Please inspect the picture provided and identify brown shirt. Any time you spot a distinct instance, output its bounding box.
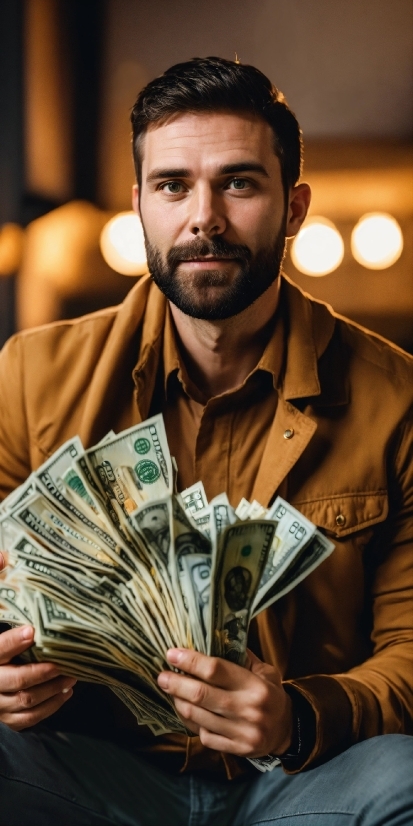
[0,274,412,777]
[159,307,283,503]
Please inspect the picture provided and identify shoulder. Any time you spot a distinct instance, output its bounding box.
[335,313,413,386]
[283,275,413,397]
[0,275,152,369]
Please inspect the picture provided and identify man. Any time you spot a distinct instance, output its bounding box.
[0,57,412,825]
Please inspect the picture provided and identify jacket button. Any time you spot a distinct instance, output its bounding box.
[283,428,294,440]
[335,513,346,527]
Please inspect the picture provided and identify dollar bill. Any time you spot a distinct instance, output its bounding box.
[252,530,335,616]
[251,497,317,613]
[209,520,276,664]
[178,482,208,515]
[0,415,336,742]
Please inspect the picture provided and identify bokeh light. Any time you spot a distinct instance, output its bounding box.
[100,212,147,275]
[0,223,25,276]
[351,213,403,270]
[291,217,344,276]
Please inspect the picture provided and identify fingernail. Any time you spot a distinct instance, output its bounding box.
[157,673,170,689]
[62,687,73,695]
[20,626,33,641]
[167,648,183,664]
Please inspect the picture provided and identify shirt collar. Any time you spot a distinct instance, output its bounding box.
[131,274,340,411]
[163,302,285,404]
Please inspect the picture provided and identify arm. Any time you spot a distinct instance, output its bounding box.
[281,413,413,769]
[0,334,32,499]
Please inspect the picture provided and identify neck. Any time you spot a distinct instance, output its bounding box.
[169,278,281,399]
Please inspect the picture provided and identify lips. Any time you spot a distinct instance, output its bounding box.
[180,257,235,263]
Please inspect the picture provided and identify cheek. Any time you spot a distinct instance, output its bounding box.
[140,202,183,254]
[229,200,283,244]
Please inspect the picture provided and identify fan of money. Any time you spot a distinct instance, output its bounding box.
[0,414,334,736]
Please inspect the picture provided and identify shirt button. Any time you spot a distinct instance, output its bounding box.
[335,513,346,527]
[283,428,294,440]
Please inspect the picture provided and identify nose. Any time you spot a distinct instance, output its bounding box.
[188,184,226,238]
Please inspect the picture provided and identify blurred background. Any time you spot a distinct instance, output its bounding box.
[1,0,412,349]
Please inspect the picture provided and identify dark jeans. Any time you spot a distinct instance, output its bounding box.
[0,724,412,825]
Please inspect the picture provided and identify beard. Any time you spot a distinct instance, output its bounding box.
[143,225,287,321]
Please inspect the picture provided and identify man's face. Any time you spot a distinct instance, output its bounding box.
[134,111,289,320]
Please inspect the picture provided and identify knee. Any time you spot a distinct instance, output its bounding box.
[345,735,413,813]
[353,733,413,773]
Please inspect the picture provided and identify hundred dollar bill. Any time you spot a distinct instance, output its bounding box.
[0,580,35,626]
[172,497,212,652]
[209,493,236,554]
[178,482,208,515]
[191,505,211,538]
[209,520,276,664]
[252,498,316,613]
[79,415,173,519]
[10,492,119,570]
[130,496,188,643]
[171,497,213,649]
[0,478,36,515]
[252,530,335,616]
[235,497,251,521]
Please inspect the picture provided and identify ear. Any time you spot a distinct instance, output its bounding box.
[132,184,141,218]
[285,183,311,238]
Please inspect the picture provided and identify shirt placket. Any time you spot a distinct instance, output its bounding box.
[194,399,234,502]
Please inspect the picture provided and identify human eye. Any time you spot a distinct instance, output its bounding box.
[159,181,186,195]
[226,177,252,192]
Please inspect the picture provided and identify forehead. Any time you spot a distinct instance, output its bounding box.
[140,111,279,176]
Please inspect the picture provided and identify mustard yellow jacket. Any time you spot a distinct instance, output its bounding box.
[0,275,412,774]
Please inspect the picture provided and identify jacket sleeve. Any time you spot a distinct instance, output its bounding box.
[0,334,33,501]
[284,412,413,771]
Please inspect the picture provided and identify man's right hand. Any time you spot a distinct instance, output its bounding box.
[0,552,76,731]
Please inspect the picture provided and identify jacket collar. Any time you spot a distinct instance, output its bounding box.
[78,272,345,446]
[280,275,348,407]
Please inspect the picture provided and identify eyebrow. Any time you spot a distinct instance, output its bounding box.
[146,161,270,183]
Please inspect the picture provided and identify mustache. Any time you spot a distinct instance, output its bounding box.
[166,237,252,268]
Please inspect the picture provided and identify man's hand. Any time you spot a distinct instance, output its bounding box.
[0,550,76,731]
[157,648,293,758]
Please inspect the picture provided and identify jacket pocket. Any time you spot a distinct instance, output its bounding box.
[294,491,388,538]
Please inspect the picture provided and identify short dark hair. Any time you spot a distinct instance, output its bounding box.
[130,56,303,198]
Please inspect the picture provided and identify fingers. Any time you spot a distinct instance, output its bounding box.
[0,674,76,715]
[1,685,75,732]
[173,696,236,739]
[166,648,251,691]
[0,661,62,693]
[0,626,35,665]
[173,693,264,757]
[197,729,247,755]
[0,551,5,570]
[159,670,232,717]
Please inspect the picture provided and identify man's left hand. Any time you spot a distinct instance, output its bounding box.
[157,648,293,758]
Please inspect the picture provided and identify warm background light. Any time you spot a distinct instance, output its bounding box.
[351,213,403,270]
[100,212,147,276]
[0,223,25,276]
[291,217,344,276]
